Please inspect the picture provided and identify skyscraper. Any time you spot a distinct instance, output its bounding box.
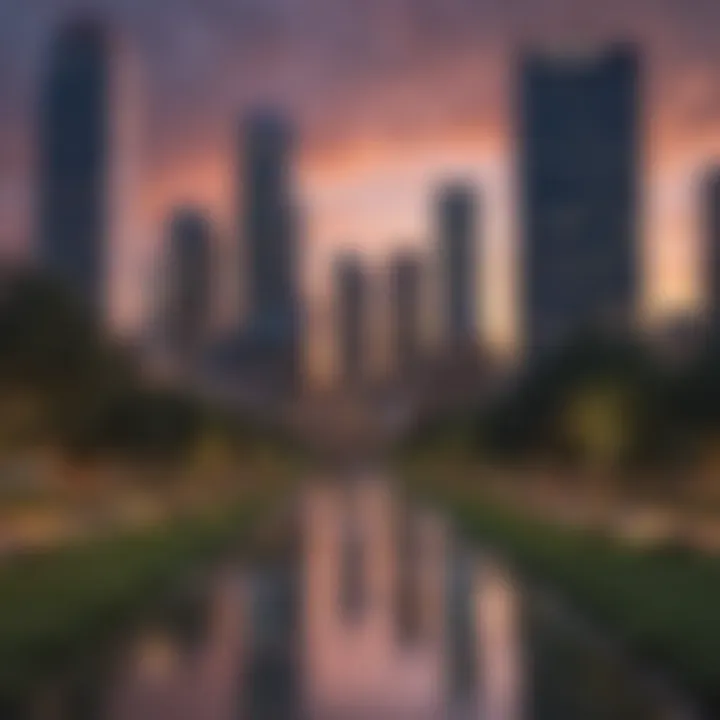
[242,110,298,344]
[38,18,111,318]
[390,252,424,377]
[520,44,640,357]
[437,183,478,346]
[164,207,212,374]
[239,110,300,393]
[704,168,720,330]
[334,254,368,386]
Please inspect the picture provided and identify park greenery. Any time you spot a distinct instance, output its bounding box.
[408,480,720,716]
[0,268,303,710]
[403,327,720,489]
[4,267,720,713]
[0,494,274,713]
[0,267,299,481]
[399,328,720,714]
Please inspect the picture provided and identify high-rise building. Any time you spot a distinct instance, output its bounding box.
[520,44,640,356]
[239,110,300,393]
[164,208,212,374]
[390,252,424,377]
[242,110,298,344]
[437,183,478,346]
[38,18,111,318]
[334,254,367,386]
[703,168,720,330]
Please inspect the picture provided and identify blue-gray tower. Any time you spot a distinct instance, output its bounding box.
[240,110,300,392]
[703,168,720,331]
[438,183,478,346]
[390,251,424,376]
[165,207,212,373]
[243,111,298,346]
[38,18,111,318]
[335,253,368,386]
[520,44,640,357]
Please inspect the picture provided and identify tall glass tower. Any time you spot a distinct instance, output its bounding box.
[438,183,478,346]
[520,44,640,357]
[38,19,111,318]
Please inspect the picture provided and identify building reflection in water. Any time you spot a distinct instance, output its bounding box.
[98,479,525,720]
[304,482,446,718]
[475,555,525,720]
[108,569,247,720]
[301,480,523,719]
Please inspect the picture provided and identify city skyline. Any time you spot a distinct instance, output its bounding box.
[4,3,720,363]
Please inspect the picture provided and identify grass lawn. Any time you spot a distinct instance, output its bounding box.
[0,495,266,707]
[406,473,720,714]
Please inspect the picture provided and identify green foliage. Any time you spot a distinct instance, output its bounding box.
[667,340,720,432]
[0,500,260,706]
[446,497,720,712]
[399,325,720,480]
[0,270,135,455]
[0,268,299,469]
[421,330,716,474]
[90,389,204,463]
[467,331,661,468]
[399,410,475,462]
[559,377,641,471]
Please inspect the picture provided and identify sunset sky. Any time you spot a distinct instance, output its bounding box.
[2,0,720,376]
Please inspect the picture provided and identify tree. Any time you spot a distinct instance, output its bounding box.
[0,269,136,455]
[559,378,639,473]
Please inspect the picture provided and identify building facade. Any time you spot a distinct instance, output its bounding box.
[38,18,111,318]
[239,110,301,393]
[520,45,640,357]
[438,183,478,346]
[390,252,424,378]
[335,254,368,387]
[164,207,212,374]
[703,168,720,331]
